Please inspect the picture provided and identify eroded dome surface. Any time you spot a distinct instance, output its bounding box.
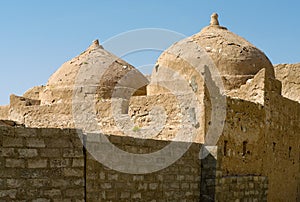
[149,13,274,92]
[43,40,149,104]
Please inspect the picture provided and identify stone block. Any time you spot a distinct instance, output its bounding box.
[43,189,61,197]
[176,175,185,180]
[65,188,84,197]
[14,127,38,137]
[73,178,84,186]
[3,137,23,147]
[0,179,4,187]
[149,183,158,190]
[50,159,70,168]
[28,159,48,168]
[133,175,144,181]
[5,158,25,168]
[72,158,84,167]
[120,191,130,199]
[45,138,72,148]
[249,182,254,189]
[63,168,84,177]
[29,179,50,187]
[106,191,116,199]
[18,149,38,158]
[63,148,83,158]
[0,148,17,157]
[0,168,20,178]
[26,138,45,148]
[107,173,118,181]
[99,172,106,180]
[6,179,25,188]
[0,157,5,169]
[51,179,69,187]
[100,183,112,189]
[190,183,200,189]
[0,189,17,199]
[181,182,189,189]
[40,148,60,157]
[170,182,180,189]
[132,192,142,199]
[137,182,148,190]
[185,191,193,197]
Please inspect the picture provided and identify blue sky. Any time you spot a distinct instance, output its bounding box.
[0,1,299,105]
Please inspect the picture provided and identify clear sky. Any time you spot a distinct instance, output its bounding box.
[0,1,299,105]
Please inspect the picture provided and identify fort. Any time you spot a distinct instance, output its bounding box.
[0,13,299,201]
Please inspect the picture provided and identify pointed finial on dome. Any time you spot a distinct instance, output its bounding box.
[93,39,100,46]
[88,39,103,50]
[210,13,219,26]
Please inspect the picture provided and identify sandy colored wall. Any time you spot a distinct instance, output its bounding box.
[264,93,300,202]
[217,98,266,176]
[274,63,300,103]
[0,105,9,120]
[206,94,299,201]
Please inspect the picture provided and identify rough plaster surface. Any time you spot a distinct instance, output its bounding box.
[274,63,300,103]
[150,16,274,90]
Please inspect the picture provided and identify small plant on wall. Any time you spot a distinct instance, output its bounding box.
[132,125,140,132]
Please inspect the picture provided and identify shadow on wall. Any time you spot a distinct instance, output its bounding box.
[200,150,217,202]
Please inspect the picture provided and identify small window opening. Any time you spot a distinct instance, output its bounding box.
[224,140,228,156]
[242,141,247,156]
[288,146,292,158]
[273,142,276,152]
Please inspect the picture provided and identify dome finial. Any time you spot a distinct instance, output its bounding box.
[88,39,103,50]
[93,39,100,46]
[210,13,219,26]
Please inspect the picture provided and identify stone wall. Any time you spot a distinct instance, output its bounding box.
[0,126,203,201]
[85,134,202,201]
[0,115,295,201]
[0,126,85,201]
[215,175,268,202]
[200,144,269,202]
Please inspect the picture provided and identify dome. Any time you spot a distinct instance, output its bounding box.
[42,40,149,104]
[47,40,101,87]
[148,13,274,92]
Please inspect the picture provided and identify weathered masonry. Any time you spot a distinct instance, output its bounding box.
[0,13,299,201]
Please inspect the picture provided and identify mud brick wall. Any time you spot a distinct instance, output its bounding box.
[217,98,266,176]
[264,94,300,202]
[0,126,85,201]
